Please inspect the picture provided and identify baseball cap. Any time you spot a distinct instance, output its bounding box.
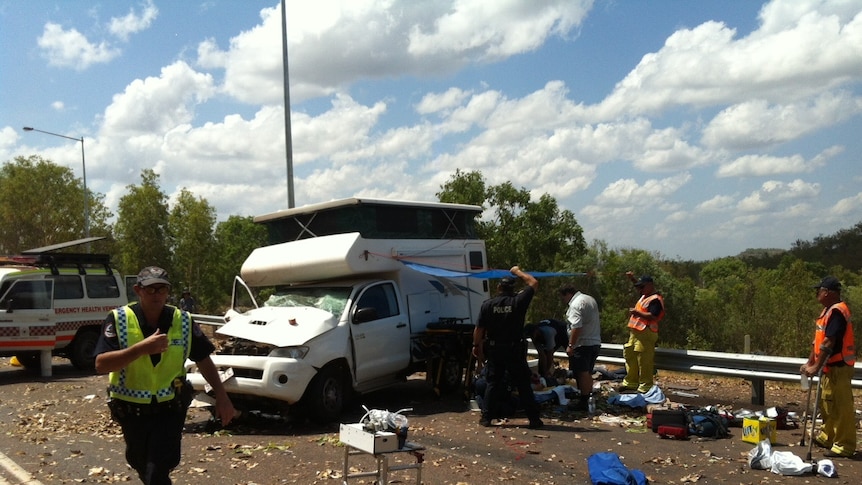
[812,276,841,291]
[500,276,516,287]
[136,266,171,287]
[634,275,654,287]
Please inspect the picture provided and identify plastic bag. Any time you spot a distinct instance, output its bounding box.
[817,459,837,478]
[747,439,772,470]
[769,451,813,476]
[359,406,412,433]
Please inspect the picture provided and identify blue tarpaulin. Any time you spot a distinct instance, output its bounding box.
[402,261,583,279]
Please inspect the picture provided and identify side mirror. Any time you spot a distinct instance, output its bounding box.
[353,307,378,324]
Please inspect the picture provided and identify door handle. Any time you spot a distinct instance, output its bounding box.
[396,323,407,328]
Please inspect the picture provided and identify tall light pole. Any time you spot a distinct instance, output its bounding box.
[281,0,295,208]
[23,126,90,239]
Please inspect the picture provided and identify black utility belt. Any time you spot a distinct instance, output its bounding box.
[108,396,185,417]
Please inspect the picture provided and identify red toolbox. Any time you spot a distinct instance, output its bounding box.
[648,409,688,432]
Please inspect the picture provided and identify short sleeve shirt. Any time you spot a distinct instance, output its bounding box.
[476,286,535,343]
[565,291,601,347]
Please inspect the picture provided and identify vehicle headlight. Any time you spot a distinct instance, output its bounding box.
[268,346,309,359]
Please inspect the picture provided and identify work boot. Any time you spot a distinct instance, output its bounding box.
[567,396,589,412]
[528,418,544,429]
[479,417,492,427]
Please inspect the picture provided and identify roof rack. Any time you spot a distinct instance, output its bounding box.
[12,237,113,275]
[25,253,113,275]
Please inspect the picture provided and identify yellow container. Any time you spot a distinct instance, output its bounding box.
[742,417,777,444]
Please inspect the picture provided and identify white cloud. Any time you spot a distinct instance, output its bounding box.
[108,0,159,41]
[416,88,473,115]
[407,0,591,61]
[101,61,216,137]
[832,192,862,215]
[737,178,820,212]
[702,93,862,150]
[716,145,842,177]
[594,2,862,118]
[593,173,692,207]
[203,1,592,105]
[37,22,120,69]
[696,194,735,212]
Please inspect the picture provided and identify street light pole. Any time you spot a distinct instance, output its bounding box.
[22,126,90,239]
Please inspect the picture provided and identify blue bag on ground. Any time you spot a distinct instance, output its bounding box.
[587,452,648,485]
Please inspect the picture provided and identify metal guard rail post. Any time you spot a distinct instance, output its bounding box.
[529,343,862,406]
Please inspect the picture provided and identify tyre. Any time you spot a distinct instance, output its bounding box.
[69,327,99,371]
[15,351,42,370]
[302,365,345,423]
[428,355,464,394]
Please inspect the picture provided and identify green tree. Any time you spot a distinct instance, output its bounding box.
[168,188,217,311]
[115,170,171,277]
[209,216,268,312]
[0,155,111,254]
[436,170,586,322]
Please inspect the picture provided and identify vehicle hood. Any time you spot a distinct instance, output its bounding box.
[216,305,339,348]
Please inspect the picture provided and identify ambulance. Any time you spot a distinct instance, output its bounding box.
[0,237,131,376]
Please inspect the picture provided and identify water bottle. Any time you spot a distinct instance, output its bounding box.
[587,395,596,416]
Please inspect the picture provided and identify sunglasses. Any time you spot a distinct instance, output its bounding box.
[142,285,170,295]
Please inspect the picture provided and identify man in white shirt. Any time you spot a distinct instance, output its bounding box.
[559,285,601,411]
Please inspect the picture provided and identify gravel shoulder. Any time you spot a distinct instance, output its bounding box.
[1,359,860,484]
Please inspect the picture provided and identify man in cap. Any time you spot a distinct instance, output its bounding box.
[179,288,197,313]
[801,276,856,458]
[619,272,665,393]
[94,266,235,485]
[472,266,543,429]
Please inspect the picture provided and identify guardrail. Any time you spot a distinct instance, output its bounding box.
[531,343,862,405]
[192,313,226,326]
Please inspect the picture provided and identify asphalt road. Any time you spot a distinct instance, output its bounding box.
[0,359,860,484]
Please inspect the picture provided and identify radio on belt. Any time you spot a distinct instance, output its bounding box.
[339,423,398,454]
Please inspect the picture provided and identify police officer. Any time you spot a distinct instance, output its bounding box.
[472,266,543,429]
[94,266,235,485]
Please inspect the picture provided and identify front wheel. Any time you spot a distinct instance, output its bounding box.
[301,365,345,423]
[69,328,99,371]
[428,355,464,394]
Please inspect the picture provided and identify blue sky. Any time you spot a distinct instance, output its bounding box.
[2,0,861,262]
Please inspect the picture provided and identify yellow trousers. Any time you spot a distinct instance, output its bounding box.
[815,364,856,456]
[621,328,658,392]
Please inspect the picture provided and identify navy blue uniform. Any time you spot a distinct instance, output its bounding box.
[476,286,541,424]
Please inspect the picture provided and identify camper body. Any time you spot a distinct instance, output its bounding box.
[0,238,130,375]
[186,198,489,422]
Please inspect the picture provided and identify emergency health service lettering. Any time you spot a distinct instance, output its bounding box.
[55,305,118,314]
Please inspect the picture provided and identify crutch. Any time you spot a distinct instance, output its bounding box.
[799,375,813,446]
[805,369,824,462]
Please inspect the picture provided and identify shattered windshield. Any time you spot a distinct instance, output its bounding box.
[263,286,351,317]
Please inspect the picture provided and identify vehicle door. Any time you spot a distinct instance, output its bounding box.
[229,276,259,318]
[0,279,55,350]
[350,281,410,382]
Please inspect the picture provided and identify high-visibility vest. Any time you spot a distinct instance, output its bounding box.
[627,293,665,333]
[108,306,192,404]
[814,301,856,370]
